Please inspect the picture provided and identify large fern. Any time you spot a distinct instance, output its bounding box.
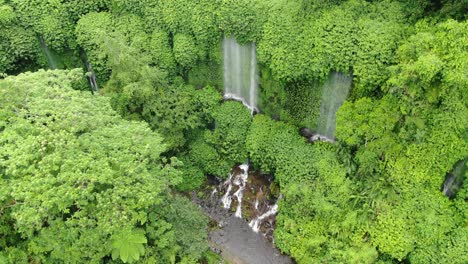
[111,228,147,263]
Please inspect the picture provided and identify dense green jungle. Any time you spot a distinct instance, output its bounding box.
[0,0,467,263]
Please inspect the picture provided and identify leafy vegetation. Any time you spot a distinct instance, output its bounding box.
[0,0,466,263]
[0,70,207,263]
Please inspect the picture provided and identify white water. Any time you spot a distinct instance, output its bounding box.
[316,72,352,139]
[217,164,283,233]
[79,51,99,92]
[211,188,218,198]
[249,203,279,233]
[221,172,234,209]
[234,187,245,218]
[223,37,258,113]
[85,61,99,92]
[221,164,249,218]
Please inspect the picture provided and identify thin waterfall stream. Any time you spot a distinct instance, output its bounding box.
[39,37,58,70]
[84,60,99,92]
[249,203,279,233]
[80,50,99,92]
[221,164,249,218]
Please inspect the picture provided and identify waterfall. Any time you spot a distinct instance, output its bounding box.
[216,164,283,235]
[249,203,279,233]
[196,169,292,263]
[80,50,99,92]
[84,61,99,92]
[39,37,57,70]
[222,37,258,113]
[233,187,245,218]
[316,72,352,139]
[221,164,249,218]
[221,172,234,209]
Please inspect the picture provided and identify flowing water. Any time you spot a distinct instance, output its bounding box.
[221,164,249,218]
[80,50,99,92]
[217,164,280,237]
[84,61,99,92]
[249,203,279,233]
[39,37,58,70]
[316,72,352,139]
[223,37,258,113]
[193,165,291,264]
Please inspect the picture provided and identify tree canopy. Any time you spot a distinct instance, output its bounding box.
[0,70,208,263]
[0,0,466,263]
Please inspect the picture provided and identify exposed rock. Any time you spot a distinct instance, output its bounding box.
[299,127,315,138]
[192,165,292,264]
[300,127,336,143]
[442,159,466,199]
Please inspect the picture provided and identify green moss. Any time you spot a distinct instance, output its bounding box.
[203,249,222,264]
[188,61,223,91]
[282,79,323,129]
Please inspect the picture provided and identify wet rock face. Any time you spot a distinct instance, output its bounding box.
[223,165,279,238]
[300,127,315,138]
[192,164,292,264]
[299,127,336,143]
[442,159,467,199]
[202,164,281,240]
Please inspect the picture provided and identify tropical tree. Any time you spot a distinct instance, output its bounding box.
[0,69,208,263]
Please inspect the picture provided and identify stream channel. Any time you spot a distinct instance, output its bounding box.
[192,164,293,264]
